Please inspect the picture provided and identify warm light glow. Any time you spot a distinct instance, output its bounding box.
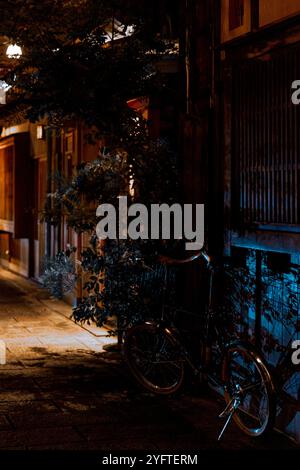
[0,81,11,105]
[37,125,44,140]
[0,81,11,92]
[1,123,29,137]
[104,20,135,43]
[6,44,22,59]
[129,164,135,197]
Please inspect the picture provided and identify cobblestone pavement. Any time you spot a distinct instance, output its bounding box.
[0,268,297,451]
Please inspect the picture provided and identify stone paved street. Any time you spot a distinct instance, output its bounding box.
[0,268,297,451]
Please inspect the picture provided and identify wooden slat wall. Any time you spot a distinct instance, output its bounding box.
[232,44,300,227]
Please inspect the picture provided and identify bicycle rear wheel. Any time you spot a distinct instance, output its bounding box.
[222,343,276,437]
[124,322,185,394]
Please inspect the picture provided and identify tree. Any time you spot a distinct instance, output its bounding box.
[0,0,167,131]
[0,0,179,327]
[41,139,178,327]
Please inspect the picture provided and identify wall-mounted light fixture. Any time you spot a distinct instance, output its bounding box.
[6,44,22,59]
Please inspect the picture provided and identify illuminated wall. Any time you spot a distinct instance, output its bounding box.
[221,0,300,43]
[260,0,300,27]
[226,248,300,441]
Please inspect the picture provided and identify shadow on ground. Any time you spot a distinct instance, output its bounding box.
[0,347,297,451]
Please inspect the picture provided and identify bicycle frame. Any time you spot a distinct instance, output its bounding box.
[124,248,277,440]
[154,251,225,381]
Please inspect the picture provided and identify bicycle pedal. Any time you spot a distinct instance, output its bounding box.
[218,410,228,419]
[219,409,234,419]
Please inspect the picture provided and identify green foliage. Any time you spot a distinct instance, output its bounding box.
[0,0,166,130]
[43,139,178,233]
[73,236,168,327]
[41,247,77,299]
[0,0,180,328]
[43,138,178,326]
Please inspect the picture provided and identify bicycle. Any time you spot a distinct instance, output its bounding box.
[123,249,276,440]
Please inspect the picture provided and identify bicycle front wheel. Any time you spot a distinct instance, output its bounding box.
[222,343,275,437]
[124,322,185,395]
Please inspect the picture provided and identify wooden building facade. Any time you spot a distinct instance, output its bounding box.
[0,122,100,279]
[180,0,300,442]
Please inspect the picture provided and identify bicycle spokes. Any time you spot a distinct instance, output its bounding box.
[222,346,272,437]
[129,328,183,390]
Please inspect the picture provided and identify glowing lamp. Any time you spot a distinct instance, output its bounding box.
[6,44,22,59]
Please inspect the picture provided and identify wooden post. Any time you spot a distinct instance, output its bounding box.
[46,128,52,258]
[255,250,262,348]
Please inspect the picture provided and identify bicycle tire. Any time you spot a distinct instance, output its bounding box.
[124,322,185,395]
[222,342,276,437]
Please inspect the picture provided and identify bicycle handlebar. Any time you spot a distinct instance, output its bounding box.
[158,250,211,266]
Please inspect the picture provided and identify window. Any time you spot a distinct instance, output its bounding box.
[229,0,244,30]
[0,134,32,237]
[231,45,300,227]
[221,0,251,43]
[65,130,74,154]
[0,145,13,221]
